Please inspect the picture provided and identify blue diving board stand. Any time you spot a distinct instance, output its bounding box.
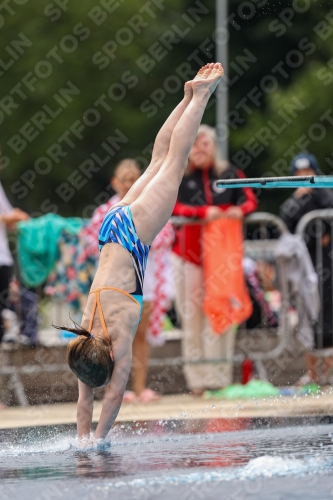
[216,176,333,189]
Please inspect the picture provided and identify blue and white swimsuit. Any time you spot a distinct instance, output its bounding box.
[98,205,150,313]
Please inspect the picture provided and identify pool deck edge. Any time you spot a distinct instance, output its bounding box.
[1,391,333,429]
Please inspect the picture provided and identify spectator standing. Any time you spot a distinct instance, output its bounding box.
[82,160,139,258]
[0,182,29,342]
[280,152,333,383]
[0,180,28,408]
[172,125,257,395]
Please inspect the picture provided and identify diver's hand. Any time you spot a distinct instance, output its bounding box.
[77,435,95,448]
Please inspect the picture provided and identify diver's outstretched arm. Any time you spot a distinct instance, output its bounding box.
[77,380,94,439]
[94,333,132,440]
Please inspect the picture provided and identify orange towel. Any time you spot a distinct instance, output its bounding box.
[202,218,252,334]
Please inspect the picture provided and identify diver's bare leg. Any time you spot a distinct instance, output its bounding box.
[121,66,211,205]
[131,63,224,244]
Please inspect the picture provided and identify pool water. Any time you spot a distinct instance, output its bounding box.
[1,417,333,500]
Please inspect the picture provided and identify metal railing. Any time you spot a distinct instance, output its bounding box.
[164,213,291,369]
[296,209,333,357]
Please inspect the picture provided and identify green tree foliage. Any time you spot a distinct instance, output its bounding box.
[1,0,333,215]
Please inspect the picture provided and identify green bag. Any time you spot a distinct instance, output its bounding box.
[205,380,280,400]
[17,214,83,287]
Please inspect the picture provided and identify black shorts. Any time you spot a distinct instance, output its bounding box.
[0,265,13,341]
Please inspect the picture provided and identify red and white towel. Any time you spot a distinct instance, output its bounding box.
[145,222,175,346]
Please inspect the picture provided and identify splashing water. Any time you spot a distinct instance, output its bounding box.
[1,417,333,499]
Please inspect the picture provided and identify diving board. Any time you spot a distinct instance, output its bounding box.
[216,176,333,189]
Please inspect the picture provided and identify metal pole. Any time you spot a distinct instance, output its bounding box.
[216,0,228,161]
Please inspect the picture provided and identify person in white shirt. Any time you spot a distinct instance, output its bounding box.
[0,181,28,409]
[0,182,28,342]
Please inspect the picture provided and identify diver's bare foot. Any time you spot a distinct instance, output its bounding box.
[193,63,213,81]
[185,64,209,96]
[184,63,211,98]
[184,81,193,100]
[192,63,224,96]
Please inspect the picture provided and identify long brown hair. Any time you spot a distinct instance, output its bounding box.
[53,323,114,388]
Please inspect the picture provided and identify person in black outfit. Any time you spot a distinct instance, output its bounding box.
[280,152,333,383]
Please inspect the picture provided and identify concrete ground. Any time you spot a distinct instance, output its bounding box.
[1,390,333,429]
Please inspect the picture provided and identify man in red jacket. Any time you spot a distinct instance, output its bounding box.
[172,124,257,394]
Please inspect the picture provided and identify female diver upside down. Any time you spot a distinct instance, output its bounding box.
[56,62,224,441]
